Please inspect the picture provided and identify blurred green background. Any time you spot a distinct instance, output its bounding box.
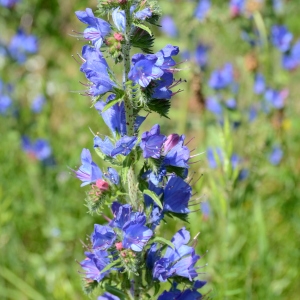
[1,0,300,299]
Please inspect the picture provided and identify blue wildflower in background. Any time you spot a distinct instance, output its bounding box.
[0,0,19,8]
[31,95,45,113]
[195,43,209,69]
[206,96,223,116]
[206,147,223,168]
[209,63,234,90]
[0,80,12,114]
[230,0,245,17]
[195,0,211,21]
[269,146,283,165]
[9,29,38,63]
[22,136,52,161]
[160,16,178,38]
[271,25,293,52]
[282,40,300,71]
[264,88,288,109]
[253,73,266,95]
[225,98,237,109]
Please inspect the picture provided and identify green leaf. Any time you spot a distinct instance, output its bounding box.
[134,22,152,36]
[104,285,127,300]
[102,90,124,113]
[130,27,154,54]
[100,260,120,274]
[152,236,175,249]
[143,189,163,209]
[148,99,171,118]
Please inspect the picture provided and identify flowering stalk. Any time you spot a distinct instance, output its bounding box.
[73,1,208,299]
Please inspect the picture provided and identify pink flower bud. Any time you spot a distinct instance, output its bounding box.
[95,179,110,191]
[163,134,180,154]
[114,32,124,42]
[115,242,123,251]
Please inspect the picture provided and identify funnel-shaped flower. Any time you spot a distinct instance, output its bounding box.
[75,8,111,49]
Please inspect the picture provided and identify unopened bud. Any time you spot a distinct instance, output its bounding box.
[114,32,124,42]
[95,179,110,191]
[115,242,123,251]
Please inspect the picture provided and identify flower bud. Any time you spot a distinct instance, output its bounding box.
[163,134,180,154]
[115,242,123,251]
[95,179,110,191]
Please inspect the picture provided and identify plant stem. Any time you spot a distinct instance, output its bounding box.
[123,4,135,136]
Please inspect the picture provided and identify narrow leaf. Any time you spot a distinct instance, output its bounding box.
[134,23,152,36]
[152,236,175,249]
[143,189,163,210]
[102,95,124,113]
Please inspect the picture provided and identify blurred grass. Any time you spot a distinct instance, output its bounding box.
[1,0,300,299]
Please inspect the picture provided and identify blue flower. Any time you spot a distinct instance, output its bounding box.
[80,250,111,282]
[264,88,288,109]
[21,136,52,161]
[160,16,178,38]
[157,280,207,300]
[152,72,174,100]
[195,0,210,21]
[74,148,103,186]
[163,135,190,168]
[0,0,19,7]
[135,8,152,20]
[140,124,166,158]
[269,146,283,165]
[94,136,115,156]
[31,95,45,113]
[75,8,111,49]
[225,98,237,109]
[104,167,120,185]
[209,63,234,90]
[230,0,245,17]
[163,176,192,214]
[110,203,153,252]
[80,45,115,96]
[206,96,223,116]
[128,54,164,87]
[111,135,137,156]
[273,0,284,13]
[155,45,179,70]
[0,94,12,114]
[248,106,258,122]
[152,227,200,282]
[92,225,116,250]
[282,40,300,70]
[271,25,293,53]
[112,8,126,32]
[206,147,223,168]
[201,202,210,219]
[253,73,265,95]
[9,29,38,63]
[195,43,209,69]
[122,213,153,252]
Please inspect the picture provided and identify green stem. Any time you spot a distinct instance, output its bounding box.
[123,4,135,136]
[133,272,142,300]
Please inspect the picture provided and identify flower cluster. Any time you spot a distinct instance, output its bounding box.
[73,1,207,299]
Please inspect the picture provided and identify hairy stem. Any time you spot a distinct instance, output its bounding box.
[123,4,135,136]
